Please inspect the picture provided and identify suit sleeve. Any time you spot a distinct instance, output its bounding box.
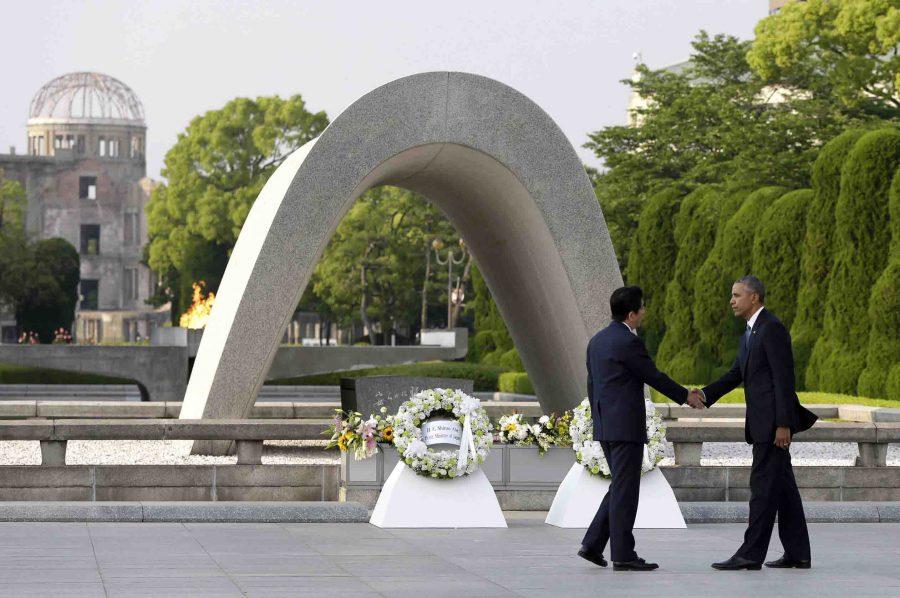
[701,357,742,407]
[762,321,796,428]
[586,347,593,401]
[622,337,687,404]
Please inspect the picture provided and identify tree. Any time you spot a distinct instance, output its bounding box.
[0,171,27,310]
[312,186,461,344]
[146,95,329,320]
[808,128,900,394]
[752,189,813,332]
[13,238,80,342]
[469,264,517,368]
[692,186,787,372]
[586,31,859,265]
[858,168,900,398]
[792,129,868,389]
[748,0,900,119]
[625,187,683,358]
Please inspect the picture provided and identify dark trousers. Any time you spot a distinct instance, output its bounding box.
[735,442,811,562]
[581,441,643,562]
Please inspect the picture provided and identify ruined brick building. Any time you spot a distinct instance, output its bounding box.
[0,72,168,343]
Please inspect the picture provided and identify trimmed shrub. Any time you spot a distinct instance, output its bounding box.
[498,372,534,395]
[752,189,813,332]
[693,186,787,370]
[794,129,867,390]
[470,265,517,366]
[858,168,900,398]
[657,185,742,382]
[809,129,900,394]
[625,187,683,358]
[498,348,524,372]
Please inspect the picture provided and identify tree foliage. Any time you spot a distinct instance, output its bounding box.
[146,95,329,319]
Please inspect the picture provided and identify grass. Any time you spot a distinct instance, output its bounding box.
[649,385,900,408]
[0,363,135,385]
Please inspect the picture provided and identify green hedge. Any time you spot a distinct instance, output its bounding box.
[752,189,812,332]
[268,360,508,391]
[498,371,534,395]
[625,187,683,358]
[692,186,786,369]
[858,168,900,399]
[470,265,518,367]
[0,363,134,385]
[649,385,900,408]
[657,185,743,382]
[809,128,900,394]
[793,129,867,390]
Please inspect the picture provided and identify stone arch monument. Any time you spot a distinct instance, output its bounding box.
[181,72,622,453]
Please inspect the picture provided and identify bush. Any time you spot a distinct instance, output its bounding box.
[498,372,534,395]
[809,129,900,394]
[752,189,813,332]
[657,185,744,382]
[268,360,508,391]
[858,168,900,398]
[693,186,786,368]
[498,348,524,372]
[625,187,683,358]
[794,129,867,390]
[0,363,133,385]
[469,265,518,366]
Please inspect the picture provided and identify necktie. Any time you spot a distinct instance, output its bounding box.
[743,325,752,353]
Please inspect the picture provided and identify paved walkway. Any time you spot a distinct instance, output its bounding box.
[0,514,897,597]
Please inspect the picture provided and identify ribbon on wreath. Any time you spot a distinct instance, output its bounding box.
[456,411,478,474]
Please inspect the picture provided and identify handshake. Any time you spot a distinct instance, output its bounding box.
[686,388,707,410]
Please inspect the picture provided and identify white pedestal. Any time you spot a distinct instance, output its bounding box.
[545,463,685,529]
[370,462,507,528]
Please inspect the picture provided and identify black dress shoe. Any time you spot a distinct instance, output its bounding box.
[711,556,762,570]
[577,547,608,567]
[765,556,811,569]
[613,557,658,571]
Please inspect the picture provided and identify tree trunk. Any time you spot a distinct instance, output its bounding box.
[360,264,374,344]
[450,253,473,328]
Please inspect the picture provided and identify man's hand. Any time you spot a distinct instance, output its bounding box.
[686,388,706,410]
[774,426,791,449]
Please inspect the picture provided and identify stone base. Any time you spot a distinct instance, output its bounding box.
[545,463,686,529]
[370,462,506,528]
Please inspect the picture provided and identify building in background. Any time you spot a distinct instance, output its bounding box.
[0,72,168,343]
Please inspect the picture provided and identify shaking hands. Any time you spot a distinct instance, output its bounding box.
[686,388,706,410]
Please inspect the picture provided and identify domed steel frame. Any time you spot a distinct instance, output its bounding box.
[29,72,145,123]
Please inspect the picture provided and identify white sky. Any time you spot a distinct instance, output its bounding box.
[0,0,766,180]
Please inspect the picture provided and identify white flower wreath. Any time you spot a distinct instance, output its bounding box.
[569,395,667,478]
[392,388,493,479]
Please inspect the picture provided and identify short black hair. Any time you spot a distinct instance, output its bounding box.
[610,286,644,322]
[736,275,766,303]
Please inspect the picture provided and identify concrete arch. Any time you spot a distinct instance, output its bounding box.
[181,72,622,451]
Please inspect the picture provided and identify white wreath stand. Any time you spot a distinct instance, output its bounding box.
[545,462,685,528]
[370,462,507,528]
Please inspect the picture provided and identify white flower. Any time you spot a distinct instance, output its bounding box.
[403,438,428,459]
[538,415,550,425]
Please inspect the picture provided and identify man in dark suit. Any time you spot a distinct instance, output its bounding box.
[578,286,705,571]
[696,276,818,571]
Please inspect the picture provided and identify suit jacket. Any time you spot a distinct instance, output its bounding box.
[702,308,818,444]
[587,321,688,443]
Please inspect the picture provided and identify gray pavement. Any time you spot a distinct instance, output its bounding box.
[0,514,896,597]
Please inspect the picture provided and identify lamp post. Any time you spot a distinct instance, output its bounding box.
[432,238,467,328]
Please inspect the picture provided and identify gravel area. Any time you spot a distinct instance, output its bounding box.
[0,438,896,466]
[0,439,339,466]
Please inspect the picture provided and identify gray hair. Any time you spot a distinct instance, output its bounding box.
[736,275,765,303]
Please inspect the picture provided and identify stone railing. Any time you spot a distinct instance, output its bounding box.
[666,421,900,467]
[0,419,327,466]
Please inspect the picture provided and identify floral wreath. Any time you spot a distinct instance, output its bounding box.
[569,396,667,478]
[392,388,493,479]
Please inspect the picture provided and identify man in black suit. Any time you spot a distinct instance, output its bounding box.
[578,286,705,571]
[696,276,818,571]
